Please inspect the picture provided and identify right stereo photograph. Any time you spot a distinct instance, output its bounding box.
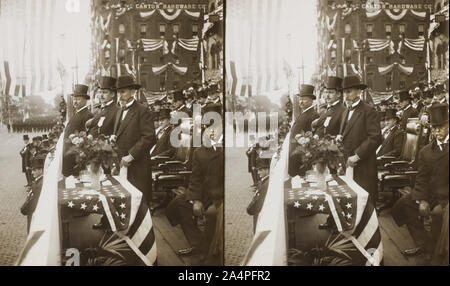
[224,0,449,266]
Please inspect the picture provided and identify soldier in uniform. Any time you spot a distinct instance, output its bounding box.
[62,84,93,177]
[313,76,346,138]
[246,150,273,232]
[392,104,449,261]
[86,76,118,137]
[166,104,223,265]
[398,90,419,130]
[288,84,319,177]
[376,108,404,158]
[20,135,32,186]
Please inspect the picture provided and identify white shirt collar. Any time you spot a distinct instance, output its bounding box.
[76,105,88,113]
[302,105,315,113]
[352,100,361,109]
[403,104,411,111]
[437,135,449,146]
[103,100,114,108]
[121,99,135,109]
[328,100,340,108]
[440,98,447,104]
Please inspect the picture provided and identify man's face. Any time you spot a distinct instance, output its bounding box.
[154,105,161,112]
[159,118,170,128]
[173,100,183,109]
[72,96,87,110]
[424,97,433,106]
[97,89,115,105]
[385,118,396,129]
[432,122,449,142]
[257,167,269,179]
[117,88,134,106]
[398,100,409,109]
[32,168,43,179]
[208,122,223,141]
[24,139,29,145]
[324,89,340,105]
[379,104,387,112]
[298,96,313,110]
[343,88,361,105]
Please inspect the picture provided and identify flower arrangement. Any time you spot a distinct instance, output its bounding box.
[65,131,119,174]
[290,131,344,177]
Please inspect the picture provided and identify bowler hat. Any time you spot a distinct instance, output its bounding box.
[428,103,449,126]
[325,76,343,91]
[23,134,29,140]
[297,84,316,99]
[71,84,90,99]
[342,75,366,90]
[159,108,171,120]
[116,75,140,90]
[384,108,399,121]
[173,90,185,102]
[97,76,117,90]
[398,90,411,102]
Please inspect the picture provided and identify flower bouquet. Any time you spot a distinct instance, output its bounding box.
[65,131,119,190]
[290,131,344,189]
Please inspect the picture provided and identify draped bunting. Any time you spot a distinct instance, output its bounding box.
[366,9,427,20]
[184,10,200,18]
[124,63,136,78]
[141,39,169,54]
[378,62,414,75]
[152,62,188,75]
[341,7,356,19]
[351,63,362,77]
[404,38,425,51]
[139,10,156,19]
[158,9,182,21]
[326,12,338,31]
[367,39,395,54]
[177,38,199,51]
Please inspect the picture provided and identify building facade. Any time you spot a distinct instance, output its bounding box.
[90,0,207,95]
[429,0,449,86]
[316,0,433,101]
[203,0,223,87]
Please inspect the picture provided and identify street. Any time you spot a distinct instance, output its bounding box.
[0,128,28,265]
[224,144,254,266]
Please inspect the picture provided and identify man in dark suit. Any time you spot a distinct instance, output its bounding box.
[392,104,449,260]
[62,84,93,177]
[86,76,118,137]
[339,75,381,205]
[150,108,175,157]
[113,76,156,204]
[172,90,191,117]
[376,108,404,158]
[398,90,419,130]
[288,84,319,177]
[166,104,223,265]
[313,77,346,137]
[20,135,32,186]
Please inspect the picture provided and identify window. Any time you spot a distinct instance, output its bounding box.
[173,74,180,89]
[399,80,406,89]
[193,55,198,63]
[119,23,125,34]
[119,49,126,61]
[345,23,351,34]
[386,76,392,90]
[367,72,373,89]
[366,24,373,38]
[344,49,352,62]
[385,24,392,37]
[159,56,164,64]
[141,57,147,64]
[105,50,110,59]
[173,24,180,35]
[141,73,148,89]
[418,24,424,37]
[367,56,373,63]
[140,24,147,37]
[159,75,166,91]
[399,24,406,35]
[386,55,391,64]
[192,24,198,37]
[400,55,405,65]
[418,56,423,64]
[331,50,336,59]
[159,24,166,36]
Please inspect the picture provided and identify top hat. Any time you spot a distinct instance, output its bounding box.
[97,76,117,90]
[71,84,90,99]
[384,108,398,121]
[23,134,29,140]
[297,84,316,99]
[342,75,366,90]
[398,90,411,102]
[159,108,171,120]
[173,90,185,102]
[428,103,449,126]
[325,76,343,91]
[116,75,140,90]
[32,136,42,141]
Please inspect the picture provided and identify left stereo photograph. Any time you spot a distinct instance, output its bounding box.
[0,0,224,266]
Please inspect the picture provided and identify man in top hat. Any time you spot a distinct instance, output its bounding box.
[391,104,449,260]
[205,82,222,105]
[313,77,347,138]
[113,75,156,204]
[150,108,175,157]
[86,76,119,137]
[398,90,419,130]
[376,108,404,158]
[166,103,223,265]
[288,84,319,177]
[172,90,191,116]
[62,84,93,177]
[339,75,381,205]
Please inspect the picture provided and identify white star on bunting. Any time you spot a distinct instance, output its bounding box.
[294,201,301,208]
[68,201,74,208]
